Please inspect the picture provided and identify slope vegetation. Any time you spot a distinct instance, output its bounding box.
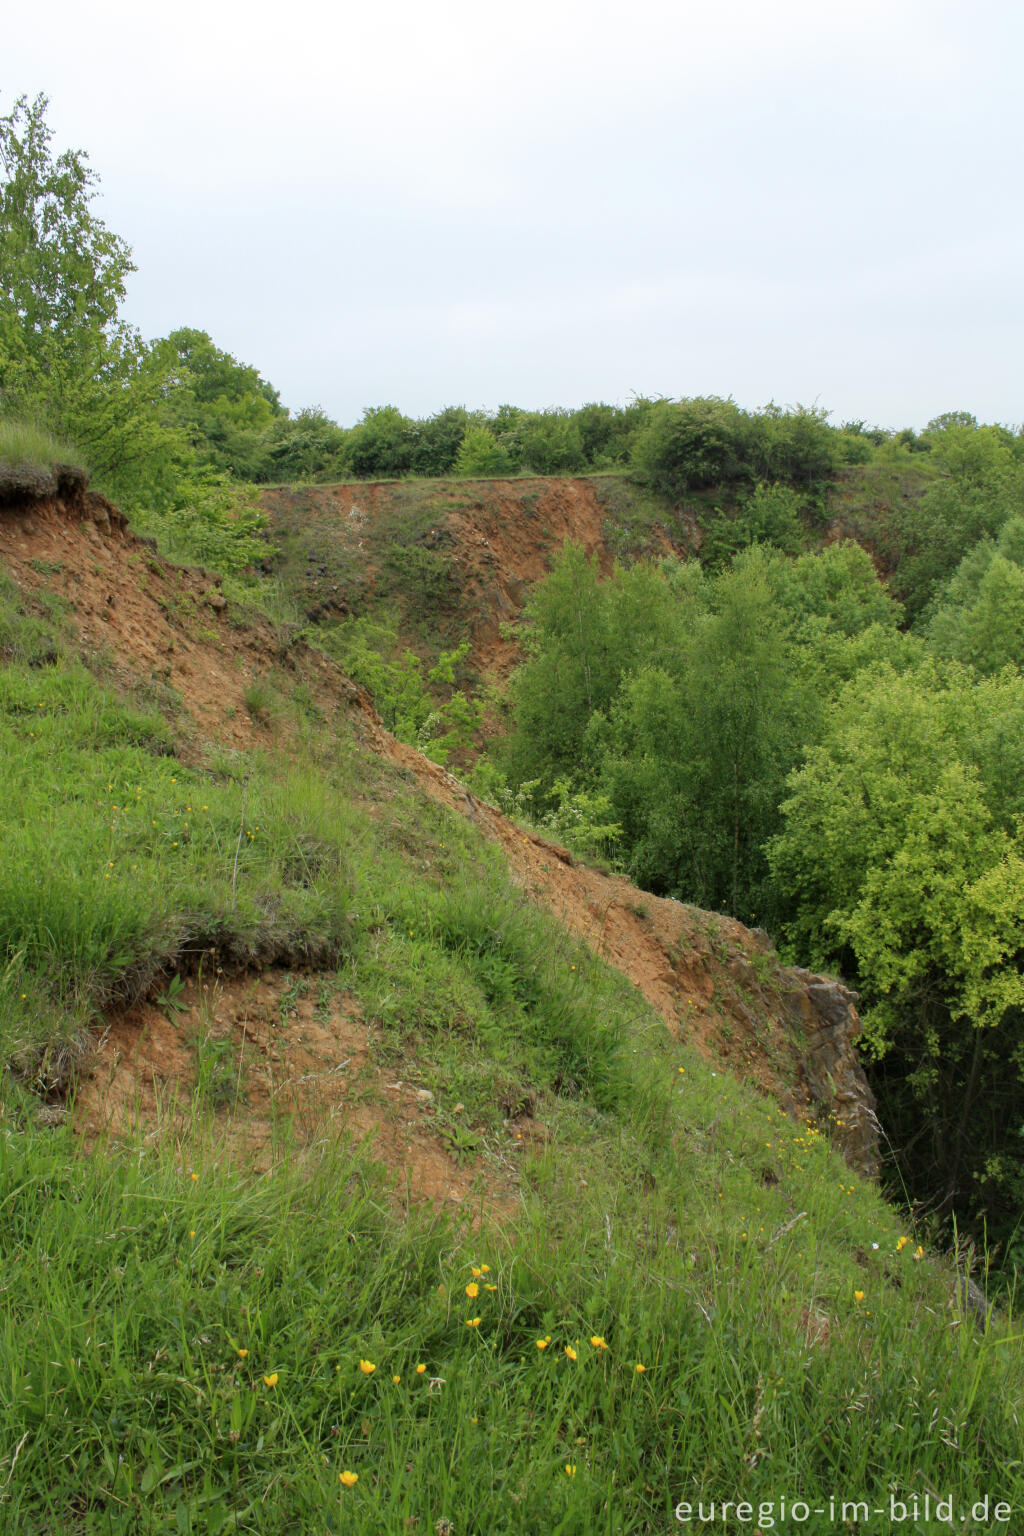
[1,474,1021,1532]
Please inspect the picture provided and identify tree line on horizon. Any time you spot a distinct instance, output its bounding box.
[6,93,1023,518]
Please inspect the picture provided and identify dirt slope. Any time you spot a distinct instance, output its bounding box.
[0,477,362,753]
[1,479,878,1194]
[259,475,700,677]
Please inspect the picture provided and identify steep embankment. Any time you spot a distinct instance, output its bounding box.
[1,475,876,1177]
[258,475,699,676]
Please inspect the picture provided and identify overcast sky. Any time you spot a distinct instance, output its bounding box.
[6,0,1022,429]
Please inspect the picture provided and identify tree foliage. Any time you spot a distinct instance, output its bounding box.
[149,328,285,480]
[0,93,134,401]
[769,661,1024,1232]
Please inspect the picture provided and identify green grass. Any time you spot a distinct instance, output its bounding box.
[0,415,87,472]
[2,558,1024,1531]
[2,1098,1022,1532]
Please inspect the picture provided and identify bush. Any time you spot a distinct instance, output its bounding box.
[454,426,515,477]
[629,397,752,496]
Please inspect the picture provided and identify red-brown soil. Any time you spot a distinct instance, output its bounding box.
[76,972,515,1212]
[259,476,700,678]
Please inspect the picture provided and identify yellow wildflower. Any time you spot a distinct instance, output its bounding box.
[565,1464,577,1478]
[854,1290,865,1304]
[536,1337,550,1350]
[237,1348,248,1359]
[634,1363,646,1374]
[465,1317,482,1328]
[359,1360,376,1375]
[263,1373,278,1387]
[896,1236,909,1252]
[416,1363,427,1374]
[466,1282,480,1299]
[339,1470,358,1488]
[590,1336,608,1350]
[471,1266,483,1278]
[392,1375,401,1384]
[564,1345,577,1361]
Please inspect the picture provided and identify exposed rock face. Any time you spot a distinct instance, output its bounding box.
[781,969,880,1178]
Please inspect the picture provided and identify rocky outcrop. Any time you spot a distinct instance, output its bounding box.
[781,969,880,1178]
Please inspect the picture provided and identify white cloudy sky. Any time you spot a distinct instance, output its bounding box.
[5,0,1022,428]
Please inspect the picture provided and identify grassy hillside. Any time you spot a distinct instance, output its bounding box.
[1,484,1023,1532]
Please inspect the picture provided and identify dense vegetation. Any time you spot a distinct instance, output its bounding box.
[483,442,1024,1256]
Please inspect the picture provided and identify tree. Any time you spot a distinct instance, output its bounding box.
[344,405,416,479]
[629,397,752,497]
[0,93,135,407]
[926,518,1024,674]
[410,406,477,476]
[769,660,1024,1238]
[149,327,285,480]
[0,93,186,505]
[261,407,348,482]
[602,553,809,918]
[498,545,679,789]
[453,425,515,477]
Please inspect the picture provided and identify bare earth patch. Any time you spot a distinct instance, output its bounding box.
[75,971,518,1214]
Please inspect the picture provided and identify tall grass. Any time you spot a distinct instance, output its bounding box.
[0,416,87,471]
[1,1120,1021,1533]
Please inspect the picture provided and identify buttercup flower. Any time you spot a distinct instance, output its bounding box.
[237,1348,248,1359]
[263,1373,278,1387]
[854,1290,865,1303]
[359,1360,376,1375]
[536,1337,550,1350]
[339,1470,358,1488]
[565,1464,577,1478]
[466,1282,480,1299]
[590,1336,608,1350]
[466,1317,482,1329]
[634,1363,646,1374]
[416,1363,427,1374]
[392,1375,401,1384]
[564,1345,577,1361]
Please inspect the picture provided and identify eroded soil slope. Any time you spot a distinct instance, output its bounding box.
[1,480,877,1194]
[259,476,700,676]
